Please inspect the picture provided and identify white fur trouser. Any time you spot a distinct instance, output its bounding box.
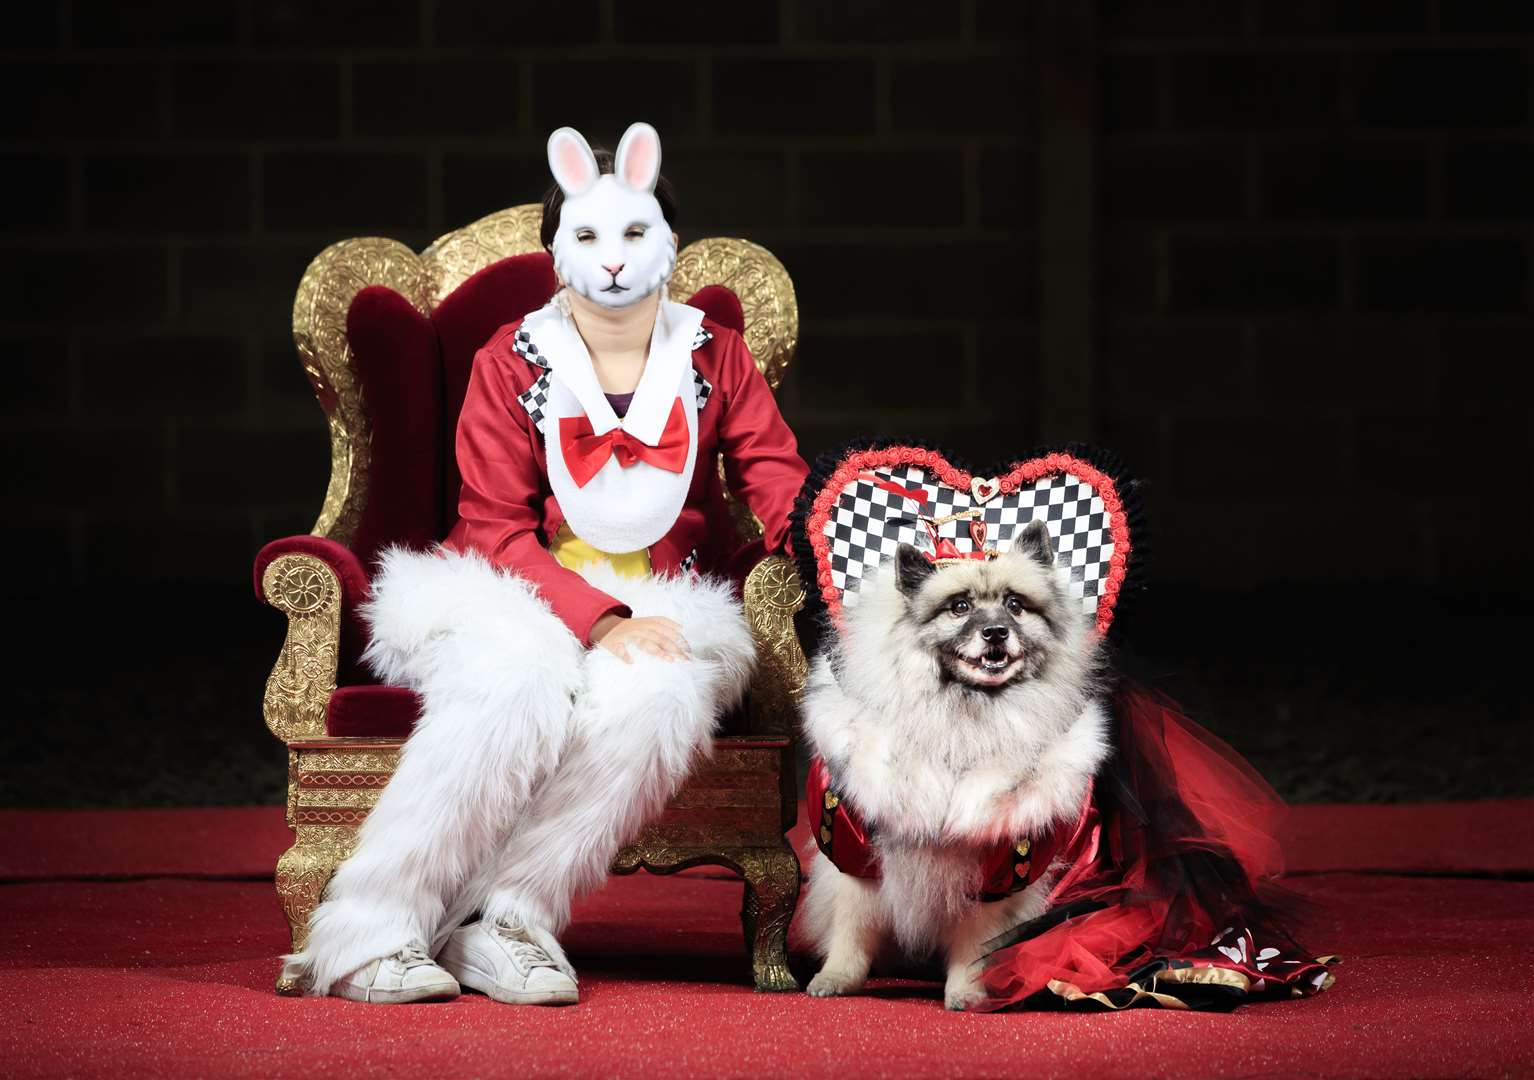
[288,548,754,995]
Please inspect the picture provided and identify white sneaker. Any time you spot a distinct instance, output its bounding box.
[438,919,580,1005]
[332,942,460,1004]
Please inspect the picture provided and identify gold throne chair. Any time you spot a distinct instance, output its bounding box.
[255,206,807,994]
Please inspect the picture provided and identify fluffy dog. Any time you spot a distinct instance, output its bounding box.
[799,521,1110,1010]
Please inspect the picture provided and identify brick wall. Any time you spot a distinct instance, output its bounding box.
[3,0,1529,598]
[1097,1,1534,590]
[1,0,1033,595]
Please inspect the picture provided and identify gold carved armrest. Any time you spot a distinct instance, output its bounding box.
[260,552,343,744]
[742,555,808,736]
[259,547,800,742]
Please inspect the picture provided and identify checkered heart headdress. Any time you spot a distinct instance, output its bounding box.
[791,441,1147,635]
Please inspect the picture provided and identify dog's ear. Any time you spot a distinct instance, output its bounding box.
[1010,520,1056,568]
[894,543,936,596]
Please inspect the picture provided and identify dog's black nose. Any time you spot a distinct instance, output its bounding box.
[981,624,1010,643]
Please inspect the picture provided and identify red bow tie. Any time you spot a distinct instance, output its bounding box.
[558,397,690,488]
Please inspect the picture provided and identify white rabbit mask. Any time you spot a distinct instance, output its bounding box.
[546,122,676,310]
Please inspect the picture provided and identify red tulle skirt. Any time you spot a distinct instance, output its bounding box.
[976,684,1335,1011]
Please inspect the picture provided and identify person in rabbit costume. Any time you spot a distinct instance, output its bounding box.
[286,122,809,1005]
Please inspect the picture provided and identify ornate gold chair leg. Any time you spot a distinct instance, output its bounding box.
[273,823,356,995]
[738,844,801,992]
[272,741,398,994]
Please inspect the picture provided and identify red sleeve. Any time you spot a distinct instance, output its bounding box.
[714,331,810,553]
[448,347,630,645]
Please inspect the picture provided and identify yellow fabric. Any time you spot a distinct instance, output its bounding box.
[550,524,651,579]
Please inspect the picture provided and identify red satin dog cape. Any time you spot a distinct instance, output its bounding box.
[807,683,1335,1011]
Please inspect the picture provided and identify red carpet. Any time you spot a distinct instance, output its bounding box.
[2,802,1531,1079]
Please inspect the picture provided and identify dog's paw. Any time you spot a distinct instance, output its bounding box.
[807,970,863,998]
[943,982,986,1012]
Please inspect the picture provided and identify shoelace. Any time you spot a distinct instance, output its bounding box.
[393,943,436,969]
[489,920,559,973]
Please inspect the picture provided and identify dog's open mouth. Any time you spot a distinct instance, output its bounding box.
[951,645,1025,687]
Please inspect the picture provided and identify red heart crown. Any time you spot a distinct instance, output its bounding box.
[792,442,1143,636]
[922,515,998,564]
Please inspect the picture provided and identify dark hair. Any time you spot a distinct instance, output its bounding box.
[539,147,679,251]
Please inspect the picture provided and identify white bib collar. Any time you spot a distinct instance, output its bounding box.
[519,299,706,554]
[518,300,704,446]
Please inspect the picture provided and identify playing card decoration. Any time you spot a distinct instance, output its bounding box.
[793,441,1145,635]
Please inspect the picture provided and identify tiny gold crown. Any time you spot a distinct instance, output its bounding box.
[931,549,1000,566]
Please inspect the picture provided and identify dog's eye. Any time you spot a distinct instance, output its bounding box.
[624,226,646,240]
[950,597,971,616]
[1004,594,1030,616]
[576,229,596,244]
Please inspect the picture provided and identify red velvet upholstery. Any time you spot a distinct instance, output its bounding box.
[684,284,745,333]
[327,685,420,739]
[253,535,371,605]
[432,255,559,534]
[346,286,444,562]
[253,535,373,686]
[256,250,758,737]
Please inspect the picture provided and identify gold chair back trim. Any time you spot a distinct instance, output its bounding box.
[420,203,544,307]
[292,205,798,546]
[669,236,798,392]
[290,238,431,543]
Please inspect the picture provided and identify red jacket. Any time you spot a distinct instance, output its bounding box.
[441,314,808,645]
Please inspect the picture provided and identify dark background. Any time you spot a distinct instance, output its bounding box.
[4,1,1529,807]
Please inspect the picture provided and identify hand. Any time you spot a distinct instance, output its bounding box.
[591,614,691,663]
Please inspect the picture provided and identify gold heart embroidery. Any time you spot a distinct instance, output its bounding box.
[970,476,1000,504]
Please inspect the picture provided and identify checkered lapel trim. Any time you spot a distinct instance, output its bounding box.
[516,372,554,433]
[511,328,548,369]
[692,368,713,411]
[511,327,553,432]
[691,327,714,411]
[514,322,713,433]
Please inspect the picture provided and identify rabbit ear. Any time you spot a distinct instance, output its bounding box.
[614,122,662,193]
[547,127,600,197]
